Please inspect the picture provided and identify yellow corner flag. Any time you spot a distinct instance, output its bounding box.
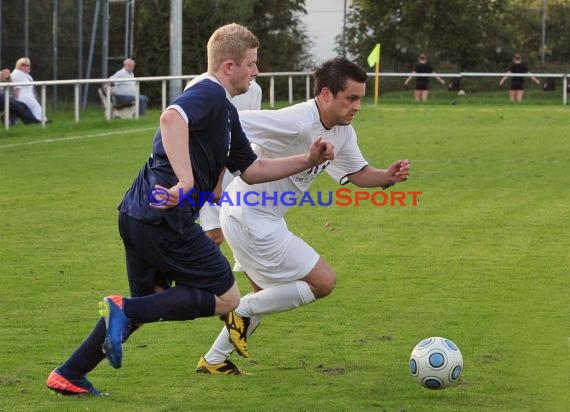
[367,43,381,67]
[367,43,381,105]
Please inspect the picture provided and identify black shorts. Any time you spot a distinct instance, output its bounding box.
[510,78,525,91]
[415,80,429,91]
[118,212,234,298]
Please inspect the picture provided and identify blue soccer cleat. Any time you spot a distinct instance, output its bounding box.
[99,295,130,369]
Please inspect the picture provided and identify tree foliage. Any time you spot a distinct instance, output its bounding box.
[2,0,567,103]
[341,0,570,71]
[0,0,310,81]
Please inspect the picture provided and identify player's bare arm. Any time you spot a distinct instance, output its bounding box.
[241,136,334,184]
[348,159,411,188]
[151,109,195,209]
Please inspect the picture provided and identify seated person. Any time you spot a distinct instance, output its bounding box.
[0,68,40,125]
[109,58,148,115]
[10,57,46,122]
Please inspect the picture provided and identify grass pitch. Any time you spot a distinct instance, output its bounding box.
[0,102,568,411]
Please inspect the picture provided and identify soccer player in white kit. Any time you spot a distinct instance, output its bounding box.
[196,56,411,374]
[198,79,262,247]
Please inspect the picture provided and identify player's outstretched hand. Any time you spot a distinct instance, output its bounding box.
[386,159,411,184]
[309,136,335,166]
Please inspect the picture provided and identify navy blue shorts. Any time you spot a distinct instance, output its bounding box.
[118,212,235,298]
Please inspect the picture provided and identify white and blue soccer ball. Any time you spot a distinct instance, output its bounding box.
[409,337,463,389]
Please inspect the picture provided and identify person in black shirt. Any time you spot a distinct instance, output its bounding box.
[404,54,445,102]
[499,54,540,102]
[46,23,334,396]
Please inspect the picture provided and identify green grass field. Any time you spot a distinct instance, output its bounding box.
[0,101,568,411]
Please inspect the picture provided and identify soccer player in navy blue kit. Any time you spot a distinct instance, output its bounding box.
[46,23,334,396]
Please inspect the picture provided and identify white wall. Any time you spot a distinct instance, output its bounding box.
[300,0,351,63]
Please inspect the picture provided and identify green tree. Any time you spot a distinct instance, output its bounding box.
[341,0,569,71]
[1,0,310,104]
[132,0,312,100]
[133,0,311,76]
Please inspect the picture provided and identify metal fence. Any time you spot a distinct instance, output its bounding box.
[2,71,568,130]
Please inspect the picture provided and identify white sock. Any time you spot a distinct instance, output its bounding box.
[237,281,316,317]
[204,282,315,364]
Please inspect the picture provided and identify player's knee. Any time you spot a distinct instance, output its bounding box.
[214,283,241,314]
[305,259,337,299]
[215,294,240,314]
[310,269,336,299]
[319,270,337,298]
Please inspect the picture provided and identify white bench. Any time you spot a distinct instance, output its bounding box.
[98,85,136,120]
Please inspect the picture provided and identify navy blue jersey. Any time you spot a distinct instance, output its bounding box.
[119,77,258,233]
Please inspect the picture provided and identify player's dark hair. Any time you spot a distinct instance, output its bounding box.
[313,56,368,97]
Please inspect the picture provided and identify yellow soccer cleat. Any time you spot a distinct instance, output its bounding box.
[221,311,251,358]
[196,356,242,375]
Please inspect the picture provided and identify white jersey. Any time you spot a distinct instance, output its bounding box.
[232,80,262,111]
[223,99,368,220]
[185,74,261,111]
[197,76,262,234]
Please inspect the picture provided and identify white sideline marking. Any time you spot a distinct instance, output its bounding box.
[0,127,156,150]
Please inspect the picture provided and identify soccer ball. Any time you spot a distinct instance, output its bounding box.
[409,337,463,389]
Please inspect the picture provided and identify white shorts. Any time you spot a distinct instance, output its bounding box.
[220,211,320,290]
[199,170,236,231]
[199,203,221,231]
[199,204,243,272]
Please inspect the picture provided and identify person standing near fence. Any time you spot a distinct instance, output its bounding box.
[404,54,445,102]
[499,54,540,102]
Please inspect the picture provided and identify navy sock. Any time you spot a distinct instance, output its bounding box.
[124,285,216,323]
[57,318,139,380]
[57,318,106,380]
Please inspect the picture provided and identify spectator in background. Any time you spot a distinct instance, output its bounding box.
[404,54,445,102]
[0,68,40,125]
[109,58,148,115]
[10,57,46,122]
[499,54,540,102]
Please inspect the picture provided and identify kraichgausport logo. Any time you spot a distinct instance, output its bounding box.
[148,187,422,207]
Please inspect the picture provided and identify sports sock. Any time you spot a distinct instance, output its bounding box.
[124,284,215,322]
[203,282,315,364]
[237,281,315,317]
[57,318,140,380]
[57,318,107,380]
